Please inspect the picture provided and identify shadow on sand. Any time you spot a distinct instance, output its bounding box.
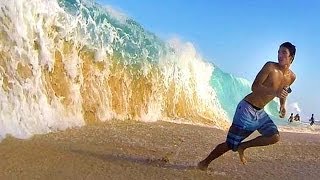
[70,148,196,171]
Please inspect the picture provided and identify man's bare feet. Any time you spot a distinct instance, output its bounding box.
[197,161,208,171]
[237,148,247,165]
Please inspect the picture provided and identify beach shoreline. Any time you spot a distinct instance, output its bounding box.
[0,120,319,180]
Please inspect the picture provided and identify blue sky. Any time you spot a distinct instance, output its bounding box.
[98,0,319,120]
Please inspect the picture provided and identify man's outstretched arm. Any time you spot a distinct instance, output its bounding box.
[279,97,287,118]
[279,73,296,118]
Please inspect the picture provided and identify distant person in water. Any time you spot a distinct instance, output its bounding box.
[198,42,296,170]
[309,114,315,126]
[288,113,294,123]
[294,114,300,121]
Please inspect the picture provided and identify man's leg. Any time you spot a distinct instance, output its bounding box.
[237,133,280,164]
[236,112,281,164]
[197,100,255,169]
[197,142,231,170]
[197,123,251,170]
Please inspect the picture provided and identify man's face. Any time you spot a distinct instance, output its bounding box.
[278,46,293,67]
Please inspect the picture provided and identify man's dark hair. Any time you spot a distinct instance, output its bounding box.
[280,42,296,62]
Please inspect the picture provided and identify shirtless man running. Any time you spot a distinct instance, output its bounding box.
[198,42,296,170]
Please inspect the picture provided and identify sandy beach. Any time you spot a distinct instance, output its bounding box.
[0,120,319,180]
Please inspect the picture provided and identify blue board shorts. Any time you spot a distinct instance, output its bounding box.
[226,99,279,151]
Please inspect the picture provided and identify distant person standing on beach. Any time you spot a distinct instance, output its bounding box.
[288,113,294,122]
[294,114,300,121]
[198,42,296,170]
[309,114,315,126]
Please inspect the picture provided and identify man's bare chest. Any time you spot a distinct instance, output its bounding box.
[265,71,291,89]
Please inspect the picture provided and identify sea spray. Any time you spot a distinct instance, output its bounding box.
[0,0,230,140]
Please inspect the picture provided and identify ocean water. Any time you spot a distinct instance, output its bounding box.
[0,0,318,140]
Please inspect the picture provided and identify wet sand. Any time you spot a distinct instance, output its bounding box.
[0,120,319,180]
